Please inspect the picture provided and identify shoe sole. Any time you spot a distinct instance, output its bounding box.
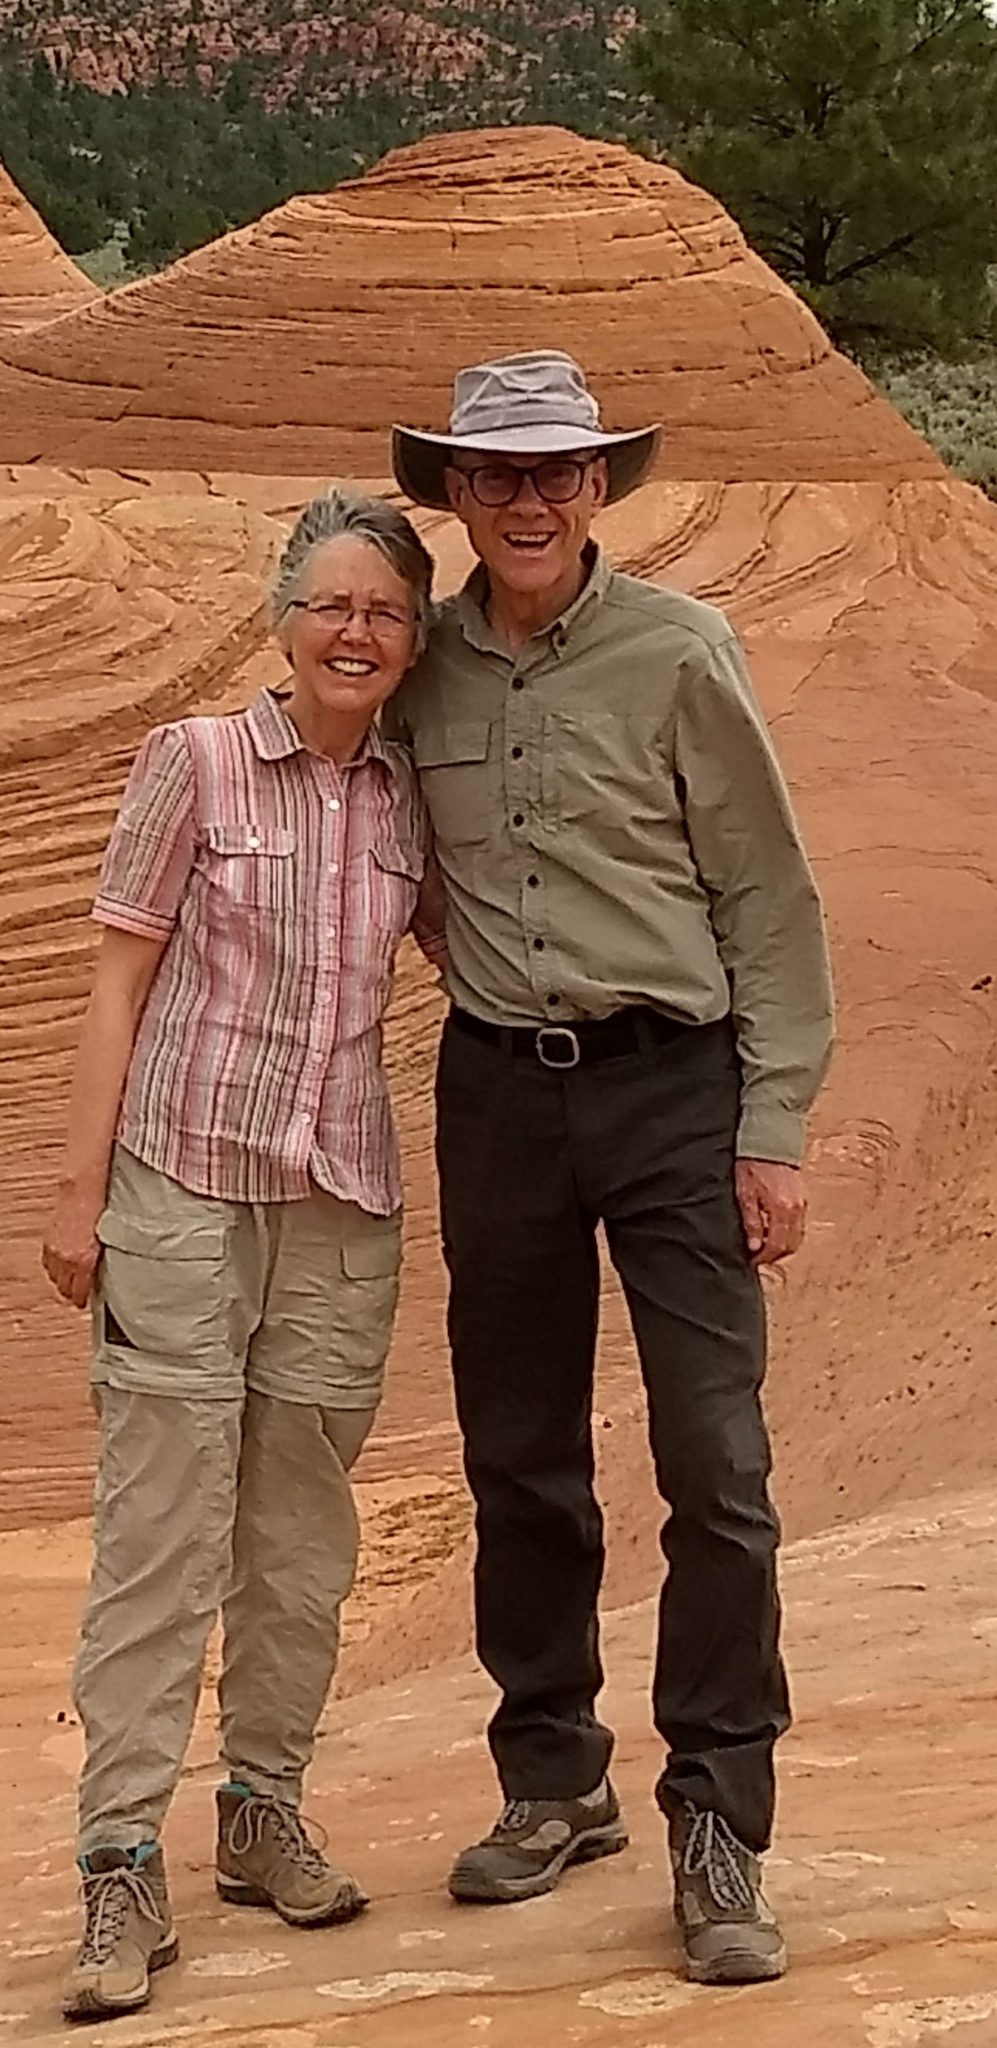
[63,1933,179,2023]
[216,1876,369,1927]
[673,1903,787,1984]
[687,1945,787,1985]
[449,1820,630,1904]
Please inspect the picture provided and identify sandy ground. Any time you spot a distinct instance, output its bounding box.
[3,127,997,2048]
[4,1488,997,2046]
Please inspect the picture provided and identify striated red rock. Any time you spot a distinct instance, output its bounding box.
[0,127,941,478]
[5,1486,997,2043]
[3,465,997,1575]
[0,159,99,335]
[0,1,626,102]
[4,120,997,2048]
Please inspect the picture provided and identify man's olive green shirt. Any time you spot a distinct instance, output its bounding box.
[390,547,833,1165]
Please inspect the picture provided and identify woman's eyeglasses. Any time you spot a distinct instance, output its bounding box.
[456,458,596,507]
[289,598,414,634]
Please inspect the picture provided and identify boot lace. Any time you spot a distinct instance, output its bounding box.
[681,1808,756,1914]
[227,1794,330,1879]
[79,1868,160,1967]
[487,1799,538,1840]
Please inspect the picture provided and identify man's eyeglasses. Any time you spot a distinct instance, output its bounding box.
[454,457,596,508]
[288,598,414,634]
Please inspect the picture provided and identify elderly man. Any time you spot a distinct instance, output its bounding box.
[388,351,833,1984]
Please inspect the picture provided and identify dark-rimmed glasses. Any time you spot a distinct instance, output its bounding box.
[454,457,596,508]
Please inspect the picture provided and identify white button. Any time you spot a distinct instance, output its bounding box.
[328,798,341,811]
[330,862,340,875]
[247,835,260,849]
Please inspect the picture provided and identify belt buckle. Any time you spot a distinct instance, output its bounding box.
[536,1026,581,1070]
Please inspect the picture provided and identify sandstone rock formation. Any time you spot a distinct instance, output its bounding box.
[4,122,997,2048]
[0,128,943,478]
[0,1,622,104]
[0,161,99,335]
[4,1487,997,2046]
[4,463,997,1601]
[0,476,283,1523]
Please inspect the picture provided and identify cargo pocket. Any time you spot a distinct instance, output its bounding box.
[325,1215,402,1408]
[94,1212,237,1398]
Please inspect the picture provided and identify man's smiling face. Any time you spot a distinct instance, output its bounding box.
[445,451,609,603]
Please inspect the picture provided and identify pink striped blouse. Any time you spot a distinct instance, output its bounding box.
[94,688,432,1212]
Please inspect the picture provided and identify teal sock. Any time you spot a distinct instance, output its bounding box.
[78,1841,157,1874]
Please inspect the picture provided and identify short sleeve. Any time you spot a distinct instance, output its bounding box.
[94,725,198,940]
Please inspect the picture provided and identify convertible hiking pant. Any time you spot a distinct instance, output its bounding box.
[74,1145,400,1853]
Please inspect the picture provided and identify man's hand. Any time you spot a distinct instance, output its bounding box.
[42,1189,102,1309]
[735,1159,807,1267]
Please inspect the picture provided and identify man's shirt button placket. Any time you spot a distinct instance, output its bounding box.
[506,670,553,999]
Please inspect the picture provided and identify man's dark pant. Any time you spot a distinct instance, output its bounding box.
[435,1007,791,1854]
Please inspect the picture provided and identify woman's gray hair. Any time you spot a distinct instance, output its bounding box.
[272,486,434,652]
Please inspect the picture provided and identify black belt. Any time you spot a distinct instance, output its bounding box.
[449,1004,690,1070]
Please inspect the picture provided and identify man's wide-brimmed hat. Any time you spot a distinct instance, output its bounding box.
[392,350,661,511]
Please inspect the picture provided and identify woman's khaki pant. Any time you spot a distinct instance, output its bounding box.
[74,1148,400,1856]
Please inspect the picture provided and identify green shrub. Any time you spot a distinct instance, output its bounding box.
[871,352,997,501]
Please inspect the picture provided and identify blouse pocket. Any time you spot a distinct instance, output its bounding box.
[202,822,296,914]
[368,836,424,941]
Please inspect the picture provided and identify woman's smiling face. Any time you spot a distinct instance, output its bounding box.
[282,534,418,723]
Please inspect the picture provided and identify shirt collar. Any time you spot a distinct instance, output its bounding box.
[454,542,611,659]
[245,688,389,769]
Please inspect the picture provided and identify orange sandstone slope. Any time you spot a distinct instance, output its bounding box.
[0,160,99,335]
[4,468,997,1578]
[0,126,941,479]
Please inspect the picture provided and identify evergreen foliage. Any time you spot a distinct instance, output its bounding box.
[631,0,997,353]
[0,4,654,270]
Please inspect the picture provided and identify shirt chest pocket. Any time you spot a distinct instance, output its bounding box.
[413,721,494,848]
[546,714,667,839]
[202,823,297,915]
[367,835,425,938]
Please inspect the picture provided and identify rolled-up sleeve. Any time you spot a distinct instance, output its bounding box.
[675,633,834,1165]
[93,725,197,940]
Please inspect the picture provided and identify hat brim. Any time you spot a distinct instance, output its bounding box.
[392,421,661,511]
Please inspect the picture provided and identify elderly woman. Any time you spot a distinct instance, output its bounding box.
[42,488,443,2024]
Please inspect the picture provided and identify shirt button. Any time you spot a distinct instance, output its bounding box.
[247,835,260,849]
[527,873,540,889]
[546,993,560,1007]
[327,797,341,811]
[330,862,340,875]
[512,677,525,692]
[533,937,545,952]
[512,812,525,828]
[511,745,523,761]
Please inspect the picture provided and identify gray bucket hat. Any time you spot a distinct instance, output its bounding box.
[392,350,661,510]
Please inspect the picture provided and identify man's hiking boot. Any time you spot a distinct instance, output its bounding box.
[668,1801,787,1984]
[449,1779,628,1903]
[216,1784,368,1927]
[63,1844,177,2022]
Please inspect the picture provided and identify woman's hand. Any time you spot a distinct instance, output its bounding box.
[42,1186,103,1309]
[41,926,167,1311]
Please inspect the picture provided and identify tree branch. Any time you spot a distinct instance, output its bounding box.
[829,214,961,283]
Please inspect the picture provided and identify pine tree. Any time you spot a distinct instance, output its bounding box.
[631,0,997,353]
